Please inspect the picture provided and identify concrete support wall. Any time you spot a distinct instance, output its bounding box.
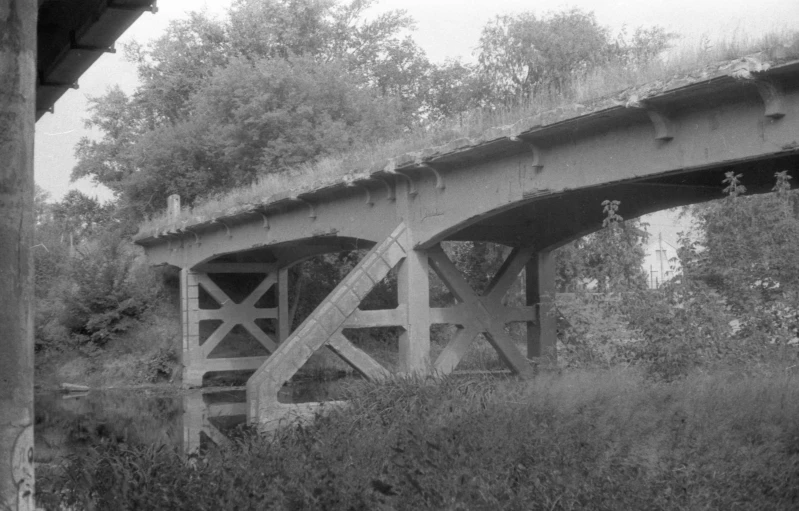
[526,250,557,365]
[0,1,37,509]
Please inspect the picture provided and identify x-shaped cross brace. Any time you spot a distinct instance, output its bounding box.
[194,273,278,358]
[428,245,536,378]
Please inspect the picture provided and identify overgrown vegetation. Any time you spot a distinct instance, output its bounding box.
[32,188,178,386]
[34,190,163,353]
[37,367,799,510]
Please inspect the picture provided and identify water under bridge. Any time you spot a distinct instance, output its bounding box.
[135,49,799,425]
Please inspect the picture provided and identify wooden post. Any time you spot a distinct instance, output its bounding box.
[526,250,557,365]
[0,1,37,509]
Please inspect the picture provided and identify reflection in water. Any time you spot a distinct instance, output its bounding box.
[35,379,350,462]
[181,389,248,453]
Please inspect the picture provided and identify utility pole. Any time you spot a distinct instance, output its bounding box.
[0,1,37,509]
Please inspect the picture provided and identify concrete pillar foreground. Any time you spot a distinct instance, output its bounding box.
[0,1,37,509]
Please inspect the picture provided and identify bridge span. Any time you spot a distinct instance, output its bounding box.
[135,50,799,424]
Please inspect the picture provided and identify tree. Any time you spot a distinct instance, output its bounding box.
[555,200,649,292]
[477,9,613,103]
[114,55,404,215]
[124,11,231,125]
[71,0,421,218]
[50,190,114,242]
[424,59,488,124]
[72,86,143,196]
[229,0,431,128]
[688,172,799,317]
[475,9,674,104]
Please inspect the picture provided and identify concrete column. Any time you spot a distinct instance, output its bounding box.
[526,250,557,364]
[0,1,37,509]
[278,267,290,342]
[181,269,203,387]
[397,248,430,375]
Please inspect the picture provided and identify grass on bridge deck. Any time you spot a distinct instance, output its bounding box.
[138,30,799,236]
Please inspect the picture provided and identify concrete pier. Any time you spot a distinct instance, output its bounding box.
[0,1,37,509]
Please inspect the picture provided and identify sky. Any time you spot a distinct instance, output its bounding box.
[34,0,799,205]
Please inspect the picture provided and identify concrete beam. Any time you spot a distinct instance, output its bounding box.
[413,85,799,248]
[181,269,279,387]
[427,245,535,378]
[0,1,37,509]
[247,224,409,424]
[342,308,407,328]
[326,332,391,380]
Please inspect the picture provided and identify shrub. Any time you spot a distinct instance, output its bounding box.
[35,227,164,350]
[38,369,799,510]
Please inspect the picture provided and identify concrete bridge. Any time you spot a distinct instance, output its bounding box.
[135,49,799,424]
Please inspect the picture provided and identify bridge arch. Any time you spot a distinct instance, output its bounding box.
[423,152,799,252]
[192,235,379,271]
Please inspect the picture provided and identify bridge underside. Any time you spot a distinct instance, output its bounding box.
[181,228,554,392]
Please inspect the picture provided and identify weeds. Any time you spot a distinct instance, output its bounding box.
[38,367,799,510]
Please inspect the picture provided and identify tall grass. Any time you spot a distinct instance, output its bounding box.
[38,364,799,509]
[139,30,799,235]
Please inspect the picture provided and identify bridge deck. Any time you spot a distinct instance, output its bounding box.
[136,46,799,265]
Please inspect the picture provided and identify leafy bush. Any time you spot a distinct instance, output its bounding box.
[137,346,179,383]
[35,227,163,350]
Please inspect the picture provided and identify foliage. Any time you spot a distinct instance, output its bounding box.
[125,11,231,124]
[620,281,736,381]
[137,346,179,383]
[556,293,635,368]
[72,86,147,197]
[476,9,675,103]
[38,369,799,510]
[50,190,115,241]
[690,171,799,312]
[122,55,403,215]
[34,193,165,352]
[557,170,799,381]
[58,228,162,347]
[555,200,649,292]
[72,0,426,218]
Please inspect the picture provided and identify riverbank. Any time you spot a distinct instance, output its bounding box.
[37,363,799,510]
[34,307,182,392]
